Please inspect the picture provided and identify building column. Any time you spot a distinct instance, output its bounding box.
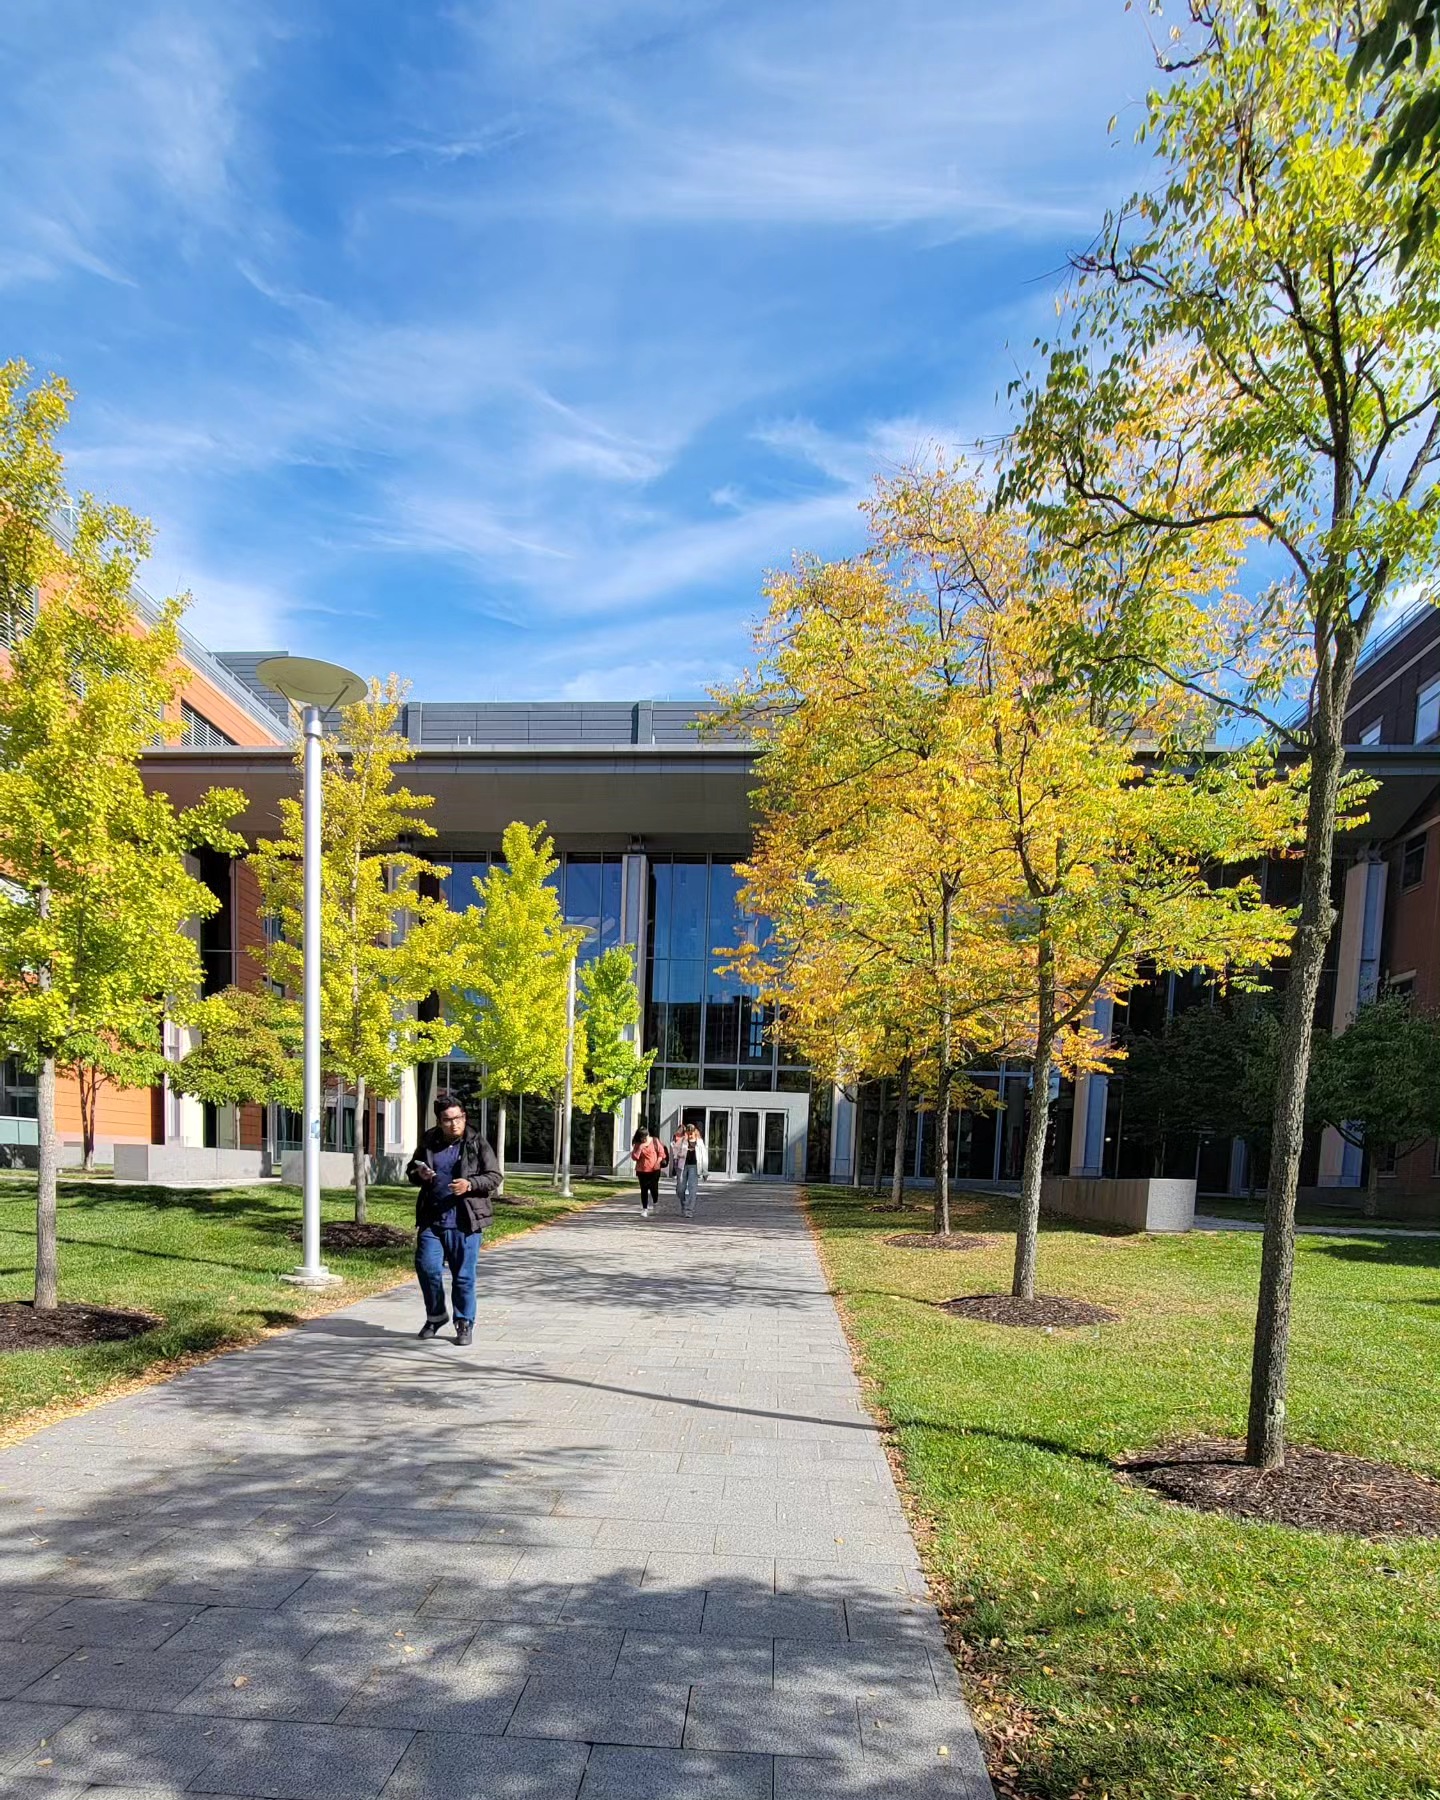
[1319,855,1389,1188]
[616,850,650,1165]
[394,1066,418,1157]
[831,1085,856,1184]
[1070,997,1114,1177]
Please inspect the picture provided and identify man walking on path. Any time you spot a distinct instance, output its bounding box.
[674,1119,708,1219]
[407,1093,501,1345]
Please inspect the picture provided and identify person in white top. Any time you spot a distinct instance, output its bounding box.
[674,1121,708,1219]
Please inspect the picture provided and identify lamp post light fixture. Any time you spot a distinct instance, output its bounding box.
[559,946,578,1199]
[258,656,367,1289]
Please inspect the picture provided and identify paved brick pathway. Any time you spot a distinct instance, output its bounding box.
[0,1185,993,1798]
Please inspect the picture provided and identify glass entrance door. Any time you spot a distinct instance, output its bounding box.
[681,1105,732,1175]
[679,1104,788,1178]
[735,1109,787,1177]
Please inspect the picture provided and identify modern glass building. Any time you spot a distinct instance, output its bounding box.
[134,636,1440,1208]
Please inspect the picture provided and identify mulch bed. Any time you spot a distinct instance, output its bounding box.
[0,1301,158,1351]
[940,1293,1121,1328]
[1119,1436,1440,1538]
[886,1232,989,1252]
[286,1222,412,1251]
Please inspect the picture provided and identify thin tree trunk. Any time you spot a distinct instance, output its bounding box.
[1246,721,1347,1470]
[353,1076,367,1224]
[494,1097,507,1194]
[79,1065,97,1173]
[871,1079,889,1193]
[890,1056,912,1209]
[1013,938,1057,1302]
[35,1053,59,1311]
[1013,1040,1055,1301]
[1363,1140,1381,1218]
[587,1112,596,1179]
[934,886,954,1238]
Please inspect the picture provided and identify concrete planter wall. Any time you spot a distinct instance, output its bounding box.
[1042,1175,1197,1233]
[279,1150,410,1188]
[114,1145,272,1184]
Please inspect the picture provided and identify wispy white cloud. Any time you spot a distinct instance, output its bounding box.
[440,0,1148,229]
[2,0,1158,697]
[0,1,277,288]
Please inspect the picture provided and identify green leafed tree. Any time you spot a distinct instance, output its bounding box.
[171,985,304,1133]
[1009,0,1440,1466]
[1353,0,1440,260]
[67,1033,167,1174]
[1308,993,1440,1211]
[576,946,655,1174]
[0,362,244,1305]
[251,677,460,1221]
[448,821,583,1177]
[1121,990,1284,1190]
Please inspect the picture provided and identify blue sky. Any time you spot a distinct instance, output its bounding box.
[1,0,1163,701]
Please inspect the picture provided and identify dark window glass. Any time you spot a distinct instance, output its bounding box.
[443,858,489,912]
[648,859,673,959]
[763,1112,786,1176]
[704,993,741,1064]
[1264,855,1304,908]
[736,1109,760,1175]
[577,1108,615,1169]
[708,861,743,956]
[0,1058,37,1119]
[600,858,623,951]
[738,995,774,1064]
[196,849,233,997]
[702,1067,739,1090]
[1402,832,1427,889]
[775,1068,810,1093]
[565,855,602,954]
[519,1093,555,1166]
[665,995,703,1063]
[806,1082,832,1179]
[669,859,709,960]
[661,1065,700,1090]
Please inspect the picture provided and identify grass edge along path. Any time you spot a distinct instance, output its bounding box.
[802,1182,1440,1800]
[0,1175,612,1446]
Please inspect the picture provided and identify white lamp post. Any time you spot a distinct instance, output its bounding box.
[559,947,578,1199]
[258,656,366,1288]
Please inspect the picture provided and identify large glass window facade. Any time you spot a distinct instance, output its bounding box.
[432,852,627,1162]
[645,855,793,1096]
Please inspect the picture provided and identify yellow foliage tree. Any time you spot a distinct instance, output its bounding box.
[725,463,1304,1293]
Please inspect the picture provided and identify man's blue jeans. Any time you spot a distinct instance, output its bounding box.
[415,1225,480,1326]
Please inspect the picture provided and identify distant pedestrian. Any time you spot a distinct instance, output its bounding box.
[406,1094,501,1346]
[631,1126,668,1218]
[674,1121,708,1219]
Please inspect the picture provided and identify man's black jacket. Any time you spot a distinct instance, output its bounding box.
[406,1127,503,1233]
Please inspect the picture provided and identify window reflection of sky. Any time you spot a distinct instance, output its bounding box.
[433,849,789,1094]
[646,854,788,1094]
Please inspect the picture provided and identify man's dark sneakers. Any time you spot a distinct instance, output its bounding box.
[455,1323,474,1347]
[418,1321,444,1339]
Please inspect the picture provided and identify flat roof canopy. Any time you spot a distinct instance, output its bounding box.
[139,743,759,852]
[139,741,1438,857]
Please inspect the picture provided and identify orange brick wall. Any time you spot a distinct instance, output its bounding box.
[171,667,287,749]
[54,1070,155,1148]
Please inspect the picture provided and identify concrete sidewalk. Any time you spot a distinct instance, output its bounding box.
[0,1185,993,1799]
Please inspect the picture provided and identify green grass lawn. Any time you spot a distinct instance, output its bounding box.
[1197,1194,1437,1230]
[0,1173,612,1438]
[805,1185,1440,1800]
